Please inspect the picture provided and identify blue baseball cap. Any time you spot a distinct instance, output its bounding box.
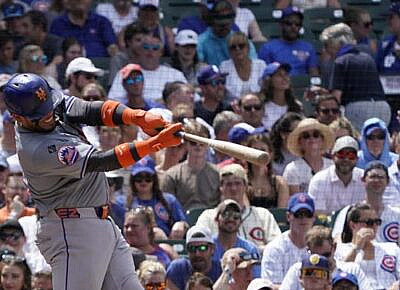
[261,62,291,80]
[388,2,400,15]
[2,3,24,19]
[288,192,315,214]
[332,271,358,286]
[302,254,329,270]
[197,65,228,85]
[200,0,216,10]
[228,123,265,144]
[281,6,303,20]
[130,156,156,176]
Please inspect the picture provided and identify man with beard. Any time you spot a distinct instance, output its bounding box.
[212,199,260,278]
[308,136,366,215]
[166,225,220,290]
[258,6,319,76]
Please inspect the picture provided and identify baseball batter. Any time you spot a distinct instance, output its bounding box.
[2,73,183,290]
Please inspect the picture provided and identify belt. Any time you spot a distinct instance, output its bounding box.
[41,205,109,219]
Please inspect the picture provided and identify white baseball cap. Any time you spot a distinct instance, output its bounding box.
[332,136,359,153]
[186,225,214,245]
[138,0,159,8]
[175,30,198,46]
[247,278,273,290]
[65,57,104,78]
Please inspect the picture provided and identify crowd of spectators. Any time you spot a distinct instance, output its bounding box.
[0,0,399,289]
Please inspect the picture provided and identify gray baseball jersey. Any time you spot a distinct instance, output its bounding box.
[16,92,143,290]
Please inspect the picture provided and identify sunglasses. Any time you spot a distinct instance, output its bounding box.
[239,251,259,261]
[300,130,321,140]
[187,244,209,253]
[363,21,373,28]
[0,231,23,242]
[319,108,340,115]
[293,210,313,219]
[283,20,302,27]
[243,104,263,111]
[300,268,329,279]
[366,133,385,140]
[145,282,166,290]
[335,150,357,161]
[125,75,144,85]
[356,218,382,227]
[229,43,246,50]
[31,54,48,64]
[143,43,161,51]
[206,78,226,87]
[221,211,241,220]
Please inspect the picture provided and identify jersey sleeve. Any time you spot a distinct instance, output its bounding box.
[308,176,326,212]
[283,162,300,186]
[261,242,285,283]
[31,137,95,179]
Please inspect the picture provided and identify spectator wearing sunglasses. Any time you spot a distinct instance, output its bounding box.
[258,62,303,130]
[258,6,319,77]
[332,161,400,245]
[334,203,400,289]
[236,94,264,129]
[197,0,257,67]
[281,226,371,290]
[308,136,365,215]
[195,65,232,125]
[128,156,188,239]
[138,260,167,290]
[356,118,398,169]
[64,57,104,99]
[283,118,334,194]
[166,225,220,290]
[299,254,331,290]
[261,193,315,287]
[314,94,341,126]
[212,199,260,279]
[220,32,266,100]
[18,45,61,90]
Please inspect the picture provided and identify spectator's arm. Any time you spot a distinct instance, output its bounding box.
[276,176,289,208]
[164,27,176,55]
[166,279,180,290]
[249,20,267,42]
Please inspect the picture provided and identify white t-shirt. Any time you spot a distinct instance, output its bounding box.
[219,59,266,99]
[96,3,138,34]
[196,206,281,248]
[283,157,334,193]
[262,101,288,130]
[235,7,256,36]
[335,242,400,290]
[280,260,372,290]
[107,65,187,103]
[308,165,366,214]
[261,231,309,284]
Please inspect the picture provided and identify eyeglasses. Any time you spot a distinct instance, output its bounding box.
[366,133,385,140]
[145,282,166,290]
[356,218,382,227]
[31,54,48,64]
[229,43,246,50]
[300,268,329,279]
[187,244,209,253]
[125,75,144,85]
[77,72,97,80]
[0,231,23,241]
[319,108,340,115]
[221,211,241,220]
[335,150,357,161]
[243,104,263,112]
[300,130,321,140]
[293,210,313,219]
[143,43,161,51]
[206,79,226,87]
[283,20,302,27]
[363,21,373,28]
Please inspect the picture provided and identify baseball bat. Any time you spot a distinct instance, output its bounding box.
[178,132,270,166]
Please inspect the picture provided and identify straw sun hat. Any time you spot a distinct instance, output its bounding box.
[287,118,335,157]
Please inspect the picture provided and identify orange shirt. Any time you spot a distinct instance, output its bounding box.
[0,206,36,224]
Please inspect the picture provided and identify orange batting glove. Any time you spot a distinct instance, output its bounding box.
[122,109,168,137]
[135,123,183,158]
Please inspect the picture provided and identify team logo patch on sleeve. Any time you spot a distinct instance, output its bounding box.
[57,146,79,165]
[155,202,170,221]
[383,222,399,243]
[380,255,396,273]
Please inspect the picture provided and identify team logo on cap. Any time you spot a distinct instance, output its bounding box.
[249,227,265,241]
[380,255,396,273]
[298,193,306,202]
[383,222,399,243]
[58,146,79,166]
[309,254,320,265]
[35,87,47,102]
